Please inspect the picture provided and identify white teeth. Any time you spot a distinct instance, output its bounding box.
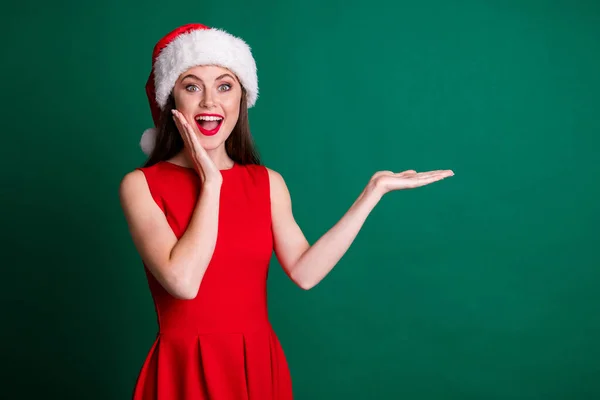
[196,116,223,121]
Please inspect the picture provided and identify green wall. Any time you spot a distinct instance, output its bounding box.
[4,0,599,398]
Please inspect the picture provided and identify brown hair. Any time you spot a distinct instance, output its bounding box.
[142,87,261,168]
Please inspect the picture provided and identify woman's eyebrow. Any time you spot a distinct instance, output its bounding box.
[181,73,235,82]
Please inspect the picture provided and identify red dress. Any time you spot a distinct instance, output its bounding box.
[132,160,293,399]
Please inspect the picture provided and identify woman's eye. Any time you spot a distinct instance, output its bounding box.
[219,84,231,91]
[186,85,200,92]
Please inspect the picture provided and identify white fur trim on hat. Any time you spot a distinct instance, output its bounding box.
[154,28,258,109]
[140,127,157,155]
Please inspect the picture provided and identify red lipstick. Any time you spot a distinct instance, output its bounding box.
[195,113,224,136]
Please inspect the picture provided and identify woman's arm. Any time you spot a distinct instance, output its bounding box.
[119,170,221,299]
[268,168,453,290]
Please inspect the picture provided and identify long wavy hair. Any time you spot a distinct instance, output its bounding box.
[142,87,261,168]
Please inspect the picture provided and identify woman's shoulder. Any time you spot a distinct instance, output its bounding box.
[261,165,291,199]
[237,163,285,192]
[118,169,151,211]
[240,163,281,181]
[255,164,280,182]
[120,168,147,191]
[263,165,282,180]
[119,162,168,200]
[120,163,157,187]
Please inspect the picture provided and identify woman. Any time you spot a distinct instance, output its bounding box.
[119,23,453,399]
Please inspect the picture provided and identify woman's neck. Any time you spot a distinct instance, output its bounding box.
[169,150,234,170]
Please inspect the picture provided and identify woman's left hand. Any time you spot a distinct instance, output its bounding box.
[369,169,454,196]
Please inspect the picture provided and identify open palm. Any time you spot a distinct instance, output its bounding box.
[371,169,454,195]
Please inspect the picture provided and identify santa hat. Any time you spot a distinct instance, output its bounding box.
[140,23,258,155]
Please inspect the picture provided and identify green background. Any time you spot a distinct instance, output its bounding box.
[4,0,599,398]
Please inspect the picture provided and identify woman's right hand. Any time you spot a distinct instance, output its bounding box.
[171,109,223,186]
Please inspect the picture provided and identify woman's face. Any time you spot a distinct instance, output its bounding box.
[172,65,242,150]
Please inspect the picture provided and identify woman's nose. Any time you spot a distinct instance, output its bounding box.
[201,91,215,108]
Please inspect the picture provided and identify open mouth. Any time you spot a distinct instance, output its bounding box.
[195,114,223,136]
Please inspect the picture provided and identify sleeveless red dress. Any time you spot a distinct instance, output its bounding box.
[132,160,293,400]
